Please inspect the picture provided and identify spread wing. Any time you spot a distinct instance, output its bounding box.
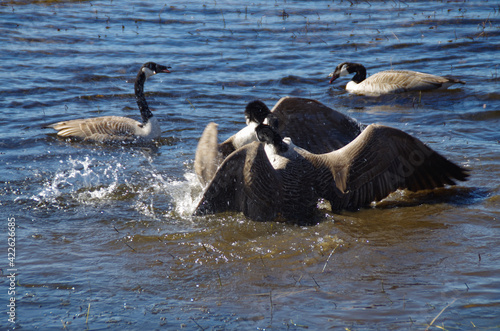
[306,124,469,211]
[46,116,141,142]
[193,122,243,186]
[194,122,222,187]
[270,97,363,153]
[194,142,282,221]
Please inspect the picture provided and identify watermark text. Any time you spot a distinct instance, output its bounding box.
[7,217,16,323]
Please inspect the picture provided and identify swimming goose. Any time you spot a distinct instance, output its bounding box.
[45,62,171,143]
[194,123,469,223]
[194,97,363,186]
[328,62,465,96]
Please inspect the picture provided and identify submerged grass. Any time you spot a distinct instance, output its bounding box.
[85,303,91,326]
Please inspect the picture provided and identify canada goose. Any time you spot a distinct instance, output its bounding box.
[45,62,171,143]
[194,123,469,224]
[328,62,465,96]
[194,97,363,186]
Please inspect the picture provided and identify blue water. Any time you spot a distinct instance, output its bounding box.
[1,0,500,329]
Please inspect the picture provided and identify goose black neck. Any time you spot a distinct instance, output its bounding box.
[269,128,288,153]
[351,63,367,83]
[276,139,289,153]
[135,70,153,123]
[257,124,288,153]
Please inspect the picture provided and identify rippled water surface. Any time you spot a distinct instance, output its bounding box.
[1,0,500,329]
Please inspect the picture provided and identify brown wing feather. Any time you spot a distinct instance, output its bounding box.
[368,70,461,93]
[270,97,363,153]
[194,122,222,187]
[306,124,469,211]
[48,116,140,141]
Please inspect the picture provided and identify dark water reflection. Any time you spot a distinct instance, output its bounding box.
[1,0,500,330]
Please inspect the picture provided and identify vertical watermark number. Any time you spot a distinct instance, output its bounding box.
[7,217,16,323]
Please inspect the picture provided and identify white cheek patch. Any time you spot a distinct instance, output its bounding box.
[142,67,155,78]
[233,122,259,148]
[339,64,350,77]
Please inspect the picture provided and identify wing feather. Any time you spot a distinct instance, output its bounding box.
[305,124,469,211]
[194,122,222,187]
[271,97,363,153]
[48,116,141,142]
[367,70,461,93]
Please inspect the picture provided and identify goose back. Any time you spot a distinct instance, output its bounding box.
[195,142,284,222]
[350,70,466,95]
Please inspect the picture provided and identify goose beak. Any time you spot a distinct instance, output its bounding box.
[161,67,172,74]
[328,72,338,84]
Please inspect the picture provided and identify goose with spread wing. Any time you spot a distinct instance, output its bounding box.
[194,97,364,186]
[328,62,465,96]
[45,62,171,143]
[194,123,469,224]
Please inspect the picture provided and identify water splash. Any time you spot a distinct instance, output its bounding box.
[165,171,204,218]
[31,155,129,208]
[31,154,205,219]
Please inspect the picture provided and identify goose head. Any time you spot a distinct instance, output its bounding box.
[256,124,289,153]
[244,100,271,125]
[328,62,365,84]
[141,62,172,78]
[229,101,277,150]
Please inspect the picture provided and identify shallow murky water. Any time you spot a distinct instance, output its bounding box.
[1,0,499,329]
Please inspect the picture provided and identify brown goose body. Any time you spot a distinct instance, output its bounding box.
[329,62,465,96]
[194,124,469,224]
